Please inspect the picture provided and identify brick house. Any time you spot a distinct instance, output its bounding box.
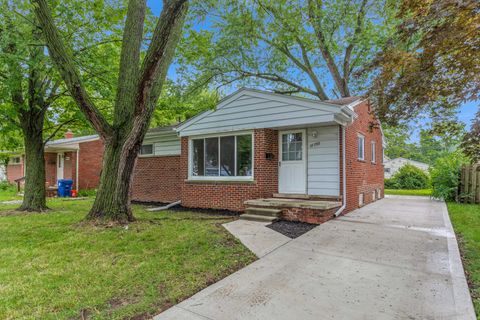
[6,132,104,191]
[134,88,384,223]
[7,88,384,223]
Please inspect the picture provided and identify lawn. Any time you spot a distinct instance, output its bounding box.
[0,197,255,319]
[0,185,21,201]
[447,202,480,316]
[384,188,432,196]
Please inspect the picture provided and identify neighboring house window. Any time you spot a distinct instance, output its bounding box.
[371,141,376,163]
[384,168,391,173]
[357,135,365,160]
[140,144,154,155]
[10,157,21,164]
[191,134,253,178]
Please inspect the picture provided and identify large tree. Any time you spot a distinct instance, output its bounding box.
[33,0,189,223]
[0,0,123,211]
[367,0,479,124]
[177,0,396,100]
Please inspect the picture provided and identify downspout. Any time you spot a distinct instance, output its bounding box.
[76,148,79,191]
[334,125,347,217]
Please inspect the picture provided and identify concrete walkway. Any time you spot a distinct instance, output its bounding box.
[223,220,291,258]
[155,196,475,320]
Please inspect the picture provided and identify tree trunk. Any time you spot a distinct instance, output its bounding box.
[86,136,142,223]
[18,110,47,211]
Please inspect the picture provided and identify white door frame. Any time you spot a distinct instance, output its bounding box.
[56,152,64,181]
[278,129,307,194]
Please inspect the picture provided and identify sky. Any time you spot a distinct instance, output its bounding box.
[146,1,477,142]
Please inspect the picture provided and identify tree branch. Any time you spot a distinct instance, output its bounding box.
[307,0,349,97]
[342,0,368,88]
[113,0,146,127]
[42,118,77,145]
[32,0,113,140]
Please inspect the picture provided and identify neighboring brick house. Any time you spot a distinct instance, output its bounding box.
[7,88,384,224]
[6,132,104,191]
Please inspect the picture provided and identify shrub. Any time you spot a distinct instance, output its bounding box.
[384,178,398,189]
[0,181,15,192]
[430,152,468,201]
[78,189,97,197]
[388,164,430,189]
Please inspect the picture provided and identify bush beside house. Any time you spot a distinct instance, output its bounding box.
[385,164,430,190]
[430,152,469,201]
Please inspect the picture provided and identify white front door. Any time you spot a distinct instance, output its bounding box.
[278,130,306,194]
[57,153,64,181]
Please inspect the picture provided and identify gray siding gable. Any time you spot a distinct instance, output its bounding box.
[177,89,354,137]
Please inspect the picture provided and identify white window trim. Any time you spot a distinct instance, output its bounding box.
[10,157,22,165]
[371,141,376,163]
[188,131,254,181]
[139,144,154,157]
[357,134,365,161]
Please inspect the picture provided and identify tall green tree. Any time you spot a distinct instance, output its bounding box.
[367,0,479,124]
[33,0,189,223]
[462,110,480,163]
[0,0,123,211]
[178,0,396,100]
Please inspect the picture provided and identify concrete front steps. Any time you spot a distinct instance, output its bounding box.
[239,207,281,222]
[243,198,342,224]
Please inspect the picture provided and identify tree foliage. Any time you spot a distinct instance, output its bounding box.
[367,0,480,124]
[430,151,469,201]
[383,123,465,165]
[0,0,125,211]
[178,0,397,99]
[461,110,480,163]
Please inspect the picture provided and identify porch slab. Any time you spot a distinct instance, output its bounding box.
[244,198,341,210]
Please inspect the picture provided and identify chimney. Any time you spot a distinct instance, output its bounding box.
[65,130,74,139]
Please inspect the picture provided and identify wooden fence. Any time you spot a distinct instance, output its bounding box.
[459,163,480,204]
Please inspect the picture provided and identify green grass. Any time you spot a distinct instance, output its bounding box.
[0,185,21,201]
[447,202,480,316]
[384,188,432,196]
[0,197,255,320]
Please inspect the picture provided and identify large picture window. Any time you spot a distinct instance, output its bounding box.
[191,134,253,179]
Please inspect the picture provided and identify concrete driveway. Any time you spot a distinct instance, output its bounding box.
[155,196,475,320]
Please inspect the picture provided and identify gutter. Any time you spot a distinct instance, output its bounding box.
[334,126,347,217]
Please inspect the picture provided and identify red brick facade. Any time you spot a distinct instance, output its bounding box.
[342,101,384,213]
[45,153,57,187]
[179,129,279,212]
[131,156,181,203]
[6,156,24,183]
[77,140,104,190]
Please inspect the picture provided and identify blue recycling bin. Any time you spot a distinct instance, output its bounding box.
[57,179,73,197]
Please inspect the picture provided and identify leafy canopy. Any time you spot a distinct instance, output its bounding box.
[178,0,397,99]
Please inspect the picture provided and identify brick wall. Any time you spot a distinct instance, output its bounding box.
[45,153,57,186]
[78,139,104,190]
[131,156,181,203]
[6,157,24,183]
[180,129,278,212]
[342,101,384,213]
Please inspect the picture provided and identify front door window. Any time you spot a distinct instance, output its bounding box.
[282,132,303,161]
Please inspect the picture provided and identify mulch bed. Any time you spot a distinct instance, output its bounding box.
[266,220,317,239]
